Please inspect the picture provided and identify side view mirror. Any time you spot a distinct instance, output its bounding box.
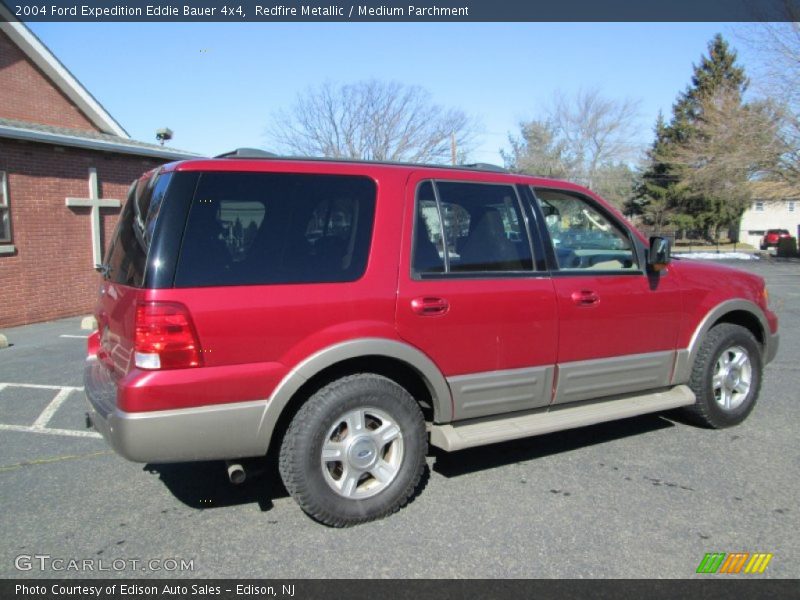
[648,236,671,272]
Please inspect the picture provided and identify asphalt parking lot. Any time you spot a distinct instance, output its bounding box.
[0,258,798,579]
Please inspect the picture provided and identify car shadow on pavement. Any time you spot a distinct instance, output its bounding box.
[432,414,675,478]
[143,457,286,512]
[144,457,432,516]
[143,415,672,511]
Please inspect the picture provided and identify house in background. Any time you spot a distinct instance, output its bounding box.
[738,199,800,248]
[0,9,197,328]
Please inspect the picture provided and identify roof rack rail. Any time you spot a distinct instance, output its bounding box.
[215,148,279,158]
[460,162,508,173]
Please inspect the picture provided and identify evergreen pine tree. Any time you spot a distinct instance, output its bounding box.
[637,34,749,239]
[671,34,747,138]
[628,113,673,229]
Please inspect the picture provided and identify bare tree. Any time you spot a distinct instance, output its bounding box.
[503,88,640,206]
[267,80,479,163]
[737,19,800,199]
[500,120,571,179]
[739,20,800,108]
[548,89,641,189]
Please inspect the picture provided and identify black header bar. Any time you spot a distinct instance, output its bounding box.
[3,579,800,600]
[2,0,799,22]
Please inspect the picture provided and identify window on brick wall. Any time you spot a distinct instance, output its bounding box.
[0,171,10,243]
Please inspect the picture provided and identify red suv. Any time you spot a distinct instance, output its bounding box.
[761,229,792,250]
[85,153,779,526]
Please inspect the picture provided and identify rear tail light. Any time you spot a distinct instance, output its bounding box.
[134,302,203,370]
[87,330,100,358]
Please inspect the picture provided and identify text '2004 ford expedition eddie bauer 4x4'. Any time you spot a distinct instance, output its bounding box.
[84,151,779,527]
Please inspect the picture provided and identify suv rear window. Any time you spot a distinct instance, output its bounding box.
[105,173,172,287]
[174,172,376,287]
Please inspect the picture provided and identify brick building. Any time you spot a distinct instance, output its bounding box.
[0,13,196,328]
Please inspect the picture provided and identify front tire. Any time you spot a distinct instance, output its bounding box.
[682,323,762,428]
[278,374,427,526]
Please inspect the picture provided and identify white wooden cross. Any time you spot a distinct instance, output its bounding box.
[65,168,121,267]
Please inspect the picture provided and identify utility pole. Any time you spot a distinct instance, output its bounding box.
[450,132,457,166]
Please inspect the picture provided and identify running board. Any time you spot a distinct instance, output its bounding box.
[430,385,695,452]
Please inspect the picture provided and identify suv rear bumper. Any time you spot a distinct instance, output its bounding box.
[84,358,269,463]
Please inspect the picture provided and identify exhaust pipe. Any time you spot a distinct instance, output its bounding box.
[226,461,246,485]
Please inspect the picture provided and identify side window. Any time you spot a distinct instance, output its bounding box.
[307,199,356,242]
[106,181,148,287]
[412,182,445,274]
[175,173,376,287]
[143,174,173,245]
[412,180,534,276]
[534,187,637,272]
[217,200,266,262]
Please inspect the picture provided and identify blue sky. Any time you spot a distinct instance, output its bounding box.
[28,22,755,163]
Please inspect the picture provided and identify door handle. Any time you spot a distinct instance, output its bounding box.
[571,290,600,306]
[411,296,450,316]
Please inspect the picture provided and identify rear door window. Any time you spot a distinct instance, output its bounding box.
[174,173,376,287]
[412,180,534,276]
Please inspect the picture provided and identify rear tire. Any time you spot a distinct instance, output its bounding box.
[278,374,427,527]
[682,323,762,428]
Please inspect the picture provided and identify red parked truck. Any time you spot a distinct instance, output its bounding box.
[85,151,779,526]
[761,228,792,250]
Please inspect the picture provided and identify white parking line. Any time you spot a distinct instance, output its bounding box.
[0,423,101,439]
[0,383,100,440]
[32,388,73,429]
[0,382,83,391]
[59,334,89,339]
